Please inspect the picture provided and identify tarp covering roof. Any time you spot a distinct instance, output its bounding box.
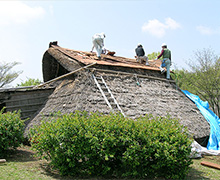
[183,90,220,150]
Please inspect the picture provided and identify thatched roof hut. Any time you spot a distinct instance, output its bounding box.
[24,42,209,145]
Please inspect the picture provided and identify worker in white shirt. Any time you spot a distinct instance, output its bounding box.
[91,32,106,59]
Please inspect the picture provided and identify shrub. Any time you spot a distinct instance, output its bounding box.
[0,109,25,156]
[29,111,193,179]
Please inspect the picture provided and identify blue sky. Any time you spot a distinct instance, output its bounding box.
[0,0,219,86]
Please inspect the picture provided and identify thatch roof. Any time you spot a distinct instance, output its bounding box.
[42,42,167,82]
[25,42,210,145]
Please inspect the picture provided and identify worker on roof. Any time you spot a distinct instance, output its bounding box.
[91,32,106,60]
[156,43,171,80]
[135,43,149,66]
[102,47,108,54]
[102,47,116,56]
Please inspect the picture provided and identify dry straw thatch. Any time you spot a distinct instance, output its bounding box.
[25,42,210,145]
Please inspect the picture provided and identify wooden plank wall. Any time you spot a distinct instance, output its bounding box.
[0,88,54,120]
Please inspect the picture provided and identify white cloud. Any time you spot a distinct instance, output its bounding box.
[196,26,218,35]
[142,18,181,38]
[49,5,54,15]
[0,1,45,26]
[165,18,181,30]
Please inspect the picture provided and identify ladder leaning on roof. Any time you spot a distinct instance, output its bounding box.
[92,74,125,117]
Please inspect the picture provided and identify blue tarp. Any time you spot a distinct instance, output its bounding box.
[182,90,220,150]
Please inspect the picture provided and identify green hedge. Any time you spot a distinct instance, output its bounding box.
[0,109,25,156]
[30,111,193,179]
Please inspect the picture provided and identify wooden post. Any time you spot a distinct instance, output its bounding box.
[201,161,220,170]
[0,159,6,163]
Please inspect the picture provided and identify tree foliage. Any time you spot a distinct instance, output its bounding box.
[147,51,161,60]
[172,48,220,116]
[0,108,25,156]
[0,62,22,88]
[17,78,41,87]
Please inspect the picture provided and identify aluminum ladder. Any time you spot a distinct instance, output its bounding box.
[92,74,125,117]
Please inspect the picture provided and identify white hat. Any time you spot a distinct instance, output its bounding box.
[137,43,142,46]
[101,32,106,38]
[161,43,167,47]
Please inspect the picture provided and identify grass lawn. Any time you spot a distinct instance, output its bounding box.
[187,155,220,180]
[0,146,220,180]
[0,146,65,180]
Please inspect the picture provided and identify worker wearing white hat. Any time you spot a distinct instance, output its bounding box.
[91,32,106,59]
[156,43,171,80]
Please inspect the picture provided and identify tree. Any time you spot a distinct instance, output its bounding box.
[147,51,161,60]
[0,62,22,88]
[17,78,41,87]
[173,48,220,117]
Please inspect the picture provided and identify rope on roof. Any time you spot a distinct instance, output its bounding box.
[89,68,175,83]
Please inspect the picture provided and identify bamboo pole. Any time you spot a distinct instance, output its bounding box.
[36,62,97,88]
